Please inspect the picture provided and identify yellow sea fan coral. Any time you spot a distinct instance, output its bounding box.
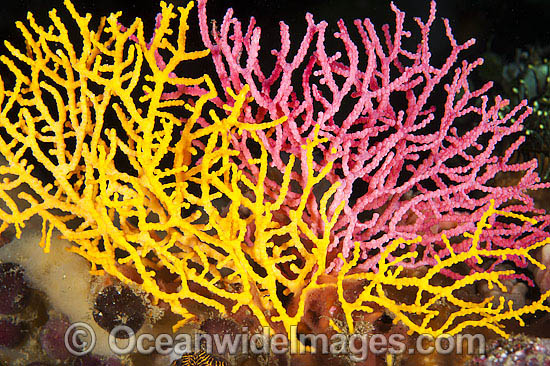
[0,0,344,334]
[337,199,550,338]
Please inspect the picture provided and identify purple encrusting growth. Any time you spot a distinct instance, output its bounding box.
[0,262,30,314]
[70,355,123,366]
[92,285,146,338]
[39,316,73,361]
[0,318,25,348]
[470,335,550,366]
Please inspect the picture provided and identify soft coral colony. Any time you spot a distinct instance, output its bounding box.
[0,0,549,346]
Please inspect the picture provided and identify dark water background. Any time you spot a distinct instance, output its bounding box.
[1,0,548,63]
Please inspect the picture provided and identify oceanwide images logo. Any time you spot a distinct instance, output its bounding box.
[65,322,485,361]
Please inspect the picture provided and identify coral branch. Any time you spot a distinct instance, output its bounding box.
[196,0,550,277]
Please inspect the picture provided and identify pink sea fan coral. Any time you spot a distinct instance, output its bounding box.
[159,1,550,279]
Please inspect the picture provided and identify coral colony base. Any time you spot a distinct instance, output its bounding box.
[0,0,549,365]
